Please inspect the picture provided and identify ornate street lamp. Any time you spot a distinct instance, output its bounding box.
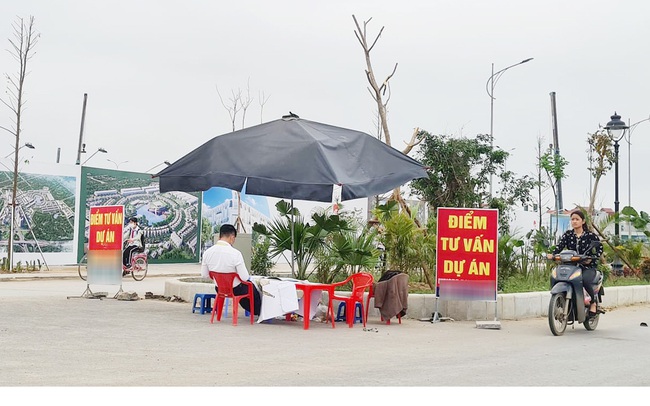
[604,112,629,242]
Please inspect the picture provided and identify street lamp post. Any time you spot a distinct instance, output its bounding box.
[107,159,128,169]
[604,112,629,242]
[485,57,534,198]
[145,161,172,173]
[625,116,650,209]
[81,147,108,165]
[4,142,35,159]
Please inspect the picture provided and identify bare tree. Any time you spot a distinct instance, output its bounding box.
[587,128,615,216]
[352,15,423,223]
[215,81,267,233]
[352,15,397,147]
[258,90,271,124]
[0,16,39,271]
[239,78,253,129]
[215,86,242,132]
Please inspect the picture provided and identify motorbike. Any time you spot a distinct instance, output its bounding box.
[547,242,604,336]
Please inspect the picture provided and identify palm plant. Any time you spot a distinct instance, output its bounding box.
[328,228,380,274]
[497,233,524,291]
[252,200,352,280]
[412,216,437,288]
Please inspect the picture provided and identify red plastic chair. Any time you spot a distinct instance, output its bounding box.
[328,272,374,328]
[208,271,255,326]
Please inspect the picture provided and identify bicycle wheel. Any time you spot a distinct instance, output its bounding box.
[78,254,88,281]
[131,257,148,281]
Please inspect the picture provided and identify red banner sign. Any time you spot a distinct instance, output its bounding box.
[86,205,124,285]
[436,207,498,301]
[88,205,124,251]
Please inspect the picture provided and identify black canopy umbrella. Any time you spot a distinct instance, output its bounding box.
[155,113,428,201]
[155,113,428,275]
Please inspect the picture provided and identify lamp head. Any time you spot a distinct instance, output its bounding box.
[25,142,35,150]
[98,147,108,153]
[605,112,629,140]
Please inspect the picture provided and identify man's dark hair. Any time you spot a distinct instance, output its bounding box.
[129,217,138,224]
[219,224,237,238]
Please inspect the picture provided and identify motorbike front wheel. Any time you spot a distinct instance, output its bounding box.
[548,293,568,336]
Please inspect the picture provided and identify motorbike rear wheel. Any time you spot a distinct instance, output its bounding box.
[584,311,599,331]
[549,293,568,336]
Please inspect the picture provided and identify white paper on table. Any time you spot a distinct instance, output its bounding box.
[257,280,299,323]
[278,282,299,313]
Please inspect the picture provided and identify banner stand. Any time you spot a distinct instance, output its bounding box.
[67,205,126,300]
[434,207,500,328]
[67,282,123,300]
[431,297,441,323]
[476,302,501,329]
[67,284,104,299]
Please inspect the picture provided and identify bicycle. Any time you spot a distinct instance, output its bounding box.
[78,251,148,281]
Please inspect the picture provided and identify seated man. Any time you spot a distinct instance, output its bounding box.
[200,224,261,316]
[122,217,144,271]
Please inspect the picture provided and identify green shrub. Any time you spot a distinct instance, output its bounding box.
[639,258,650,282]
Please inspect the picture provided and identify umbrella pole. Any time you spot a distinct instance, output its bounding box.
[290,199,295,276]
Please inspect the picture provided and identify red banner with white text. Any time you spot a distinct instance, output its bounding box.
[435,207,498,301]
[87,205,124,284]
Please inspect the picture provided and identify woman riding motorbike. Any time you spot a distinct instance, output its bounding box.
[547,209,604,318]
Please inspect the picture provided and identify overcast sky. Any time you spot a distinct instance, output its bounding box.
[2,0,650,215]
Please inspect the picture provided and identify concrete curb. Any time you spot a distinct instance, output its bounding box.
[165,278,650,321]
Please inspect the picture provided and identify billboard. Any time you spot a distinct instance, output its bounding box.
[78,167,201,264]
[0,159,80,267]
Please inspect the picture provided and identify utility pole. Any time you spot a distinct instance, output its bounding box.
[550,92,563,213]
[75,93,88,165]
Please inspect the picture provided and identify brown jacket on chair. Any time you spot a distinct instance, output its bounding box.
[372,273,409,320]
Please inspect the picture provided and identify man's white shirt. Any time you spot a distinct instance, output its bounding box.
[200,240,250,287]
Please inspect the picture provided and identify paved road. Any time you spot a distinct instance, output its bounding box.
[0,263,649,405]
[1,267,650,391]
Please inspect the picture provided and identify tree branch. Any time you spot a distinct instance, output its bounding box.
[0,125,17,136]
